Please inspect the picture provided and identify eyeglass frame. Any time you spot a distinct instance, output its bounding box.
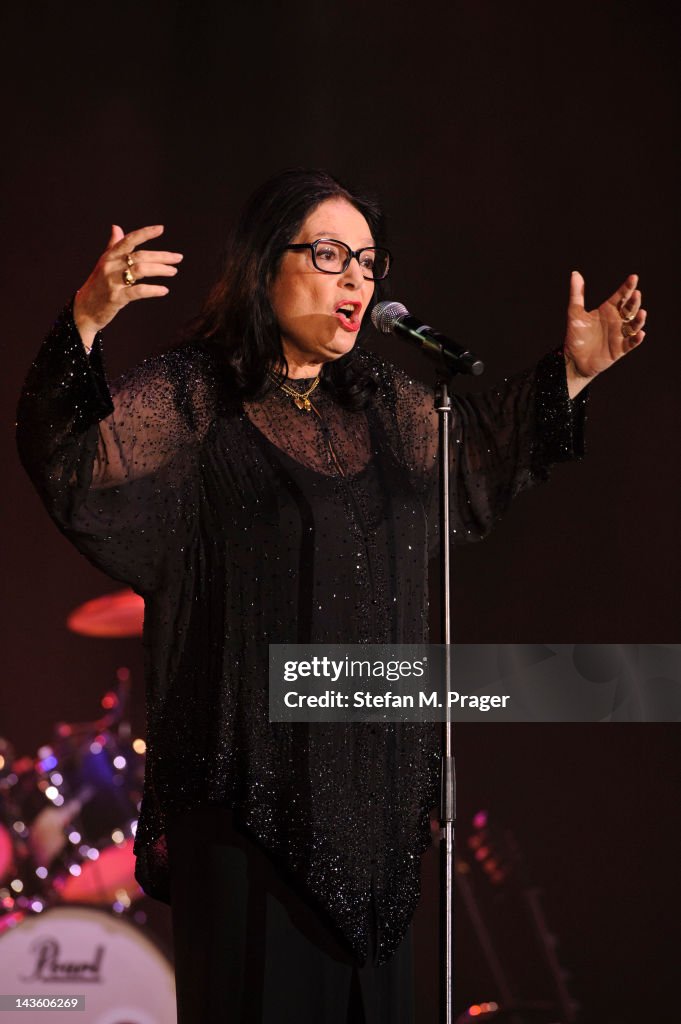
[281,238,392,281]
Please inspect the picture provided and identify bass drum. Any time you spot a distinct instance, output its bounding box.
[0,906,176,1023]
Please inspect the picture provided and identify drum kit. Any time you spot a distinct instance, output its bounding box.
[0,590,176,1023]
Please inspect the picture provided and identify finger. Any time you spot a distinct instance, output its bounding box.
[126,262,179,281]
[107,224,125,250]
[631,308,647,332]
[121,283,170,301]
[619,288,641,320]
[625,328,646,352]
[109,224,165,254]
[131,249,184,264]
[606,273,638,311]
[569,270,585,309]
[619,309,647,347]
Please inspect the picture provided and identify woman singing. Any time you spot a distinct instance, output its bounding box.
[17,169,646,1023]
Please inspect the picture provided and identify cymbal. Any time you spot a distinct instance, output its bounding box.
[67,589,144,638]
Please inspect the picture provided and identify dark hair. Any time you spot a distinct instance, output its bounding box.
[184,168,384,408]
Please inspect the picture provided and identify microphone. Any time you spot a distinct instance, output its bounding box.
[371,300,484,376]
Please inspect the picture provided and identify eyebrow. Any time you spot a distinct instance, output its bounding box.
[309,231,376,246]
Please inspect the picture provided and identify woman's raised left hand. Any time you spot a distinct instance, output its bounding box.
[564,271,647,398]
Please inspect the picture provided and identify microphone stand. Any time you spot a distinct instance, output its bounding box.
[435,375,456,1024]
[432,344,483,1024]
[386,316,484,1023]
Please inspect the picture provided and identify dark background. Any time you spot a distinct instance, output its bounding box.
[2,2,679,1021]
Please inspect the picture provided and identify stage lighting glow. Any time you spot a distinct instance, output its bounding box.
[115,889,131,908]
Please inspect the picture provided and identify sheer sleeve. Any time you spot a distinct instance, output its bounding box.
[384,349,586,548]
[16,303,209,594]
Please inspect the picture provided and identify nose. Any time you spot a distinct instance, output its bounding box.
[340,255,365,288]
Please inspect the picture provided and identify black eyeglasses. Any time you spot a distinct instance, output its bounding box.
[282,238,391,281]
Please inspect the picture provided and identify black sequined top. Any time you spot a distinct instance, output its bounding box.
[16,305,585,966]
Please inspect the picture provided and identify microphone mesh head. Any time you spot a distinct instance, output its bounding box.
[371,300,409,334]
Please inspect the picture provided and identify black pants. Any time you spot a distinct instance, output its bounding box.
[167,805,415,1024]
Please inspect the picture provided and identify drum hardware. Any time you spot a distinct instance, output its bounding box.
[0,739,18,886]
[2,590,174,1024]
[1,666,146,919]
[455,810,580,1024]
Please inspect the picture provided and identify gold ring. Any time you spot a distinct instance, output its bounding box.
[126,253,135,268]
[618,299,636,323]
[621,321,638,338]
[123,268,136,287]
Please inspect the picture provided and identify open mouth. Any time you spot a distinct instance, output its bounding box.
[333,301,362,331]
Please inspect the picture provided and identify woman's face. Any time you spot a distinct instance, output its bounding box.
[270,197,376,376]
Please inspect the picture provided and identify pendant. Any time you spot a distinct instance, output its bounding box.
[295,396,312,411]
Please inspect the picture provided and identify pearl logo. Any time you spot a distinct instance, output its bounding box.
[21,936,105,982]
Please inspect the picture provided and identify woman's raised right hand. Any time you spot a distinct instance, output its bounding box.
[73,224,184,351]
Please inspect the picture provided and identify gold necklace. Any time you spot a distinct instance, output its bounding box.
[270,373,321,412]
